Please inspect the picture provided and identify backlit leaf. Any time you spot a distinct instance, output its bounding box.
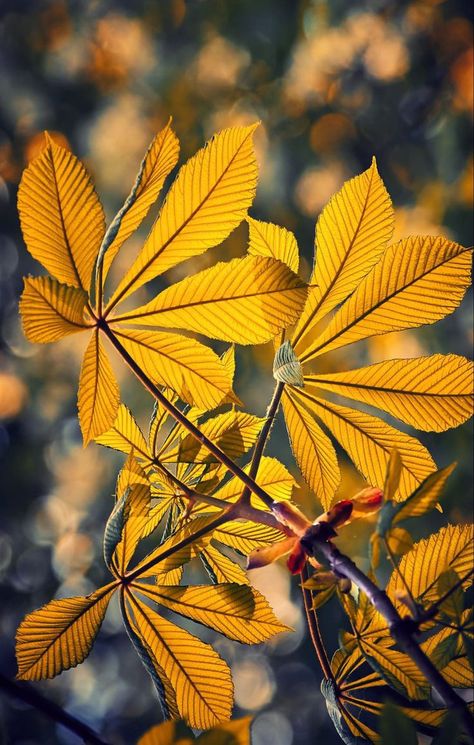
[214,520,284,555]
[308,355,474,432]
[16,583,116,680]
[134,582,289,643]
[201,545,249,585]
[18,134,105,291]
[289,389,435,500]
[20,276,90,343]
[78,330,120,445]
[303,237,472,361]
[122,597,179,720]
[392,463,456,525]
[110,328,235,410]
[247,216,299,274]
[126,591,233,729]
[387,524,474,605]
[107,124,259,309]
[166,410,264,464]
[95,403,150,459]
[293,158,393,354]
[283,388,340,510]
[98,121,180,283]
[111,256,307,345]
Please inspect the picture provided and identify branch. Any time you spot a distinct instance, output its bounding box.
[239,381,284,506]
[0,672,110,745]
[300,565,334,683]
[300,528,474,738]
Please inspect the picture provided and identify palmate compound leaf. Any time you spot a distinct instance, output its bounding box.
[106,124,260,310]
[247,216,299,274]
[78,330,120,446]
[124,589,233,729]
[287,387,435,503]
[132,582,290,644]
[326,645,457,743]
[306,354,474,433]
[293,157,393,353]
[109,256,307,345]
[97,120,180,284]
[301,235,473,363]
[16,582,117,680]
[18,133,105,292]
[110,328,236,410]
[20,276,90,343]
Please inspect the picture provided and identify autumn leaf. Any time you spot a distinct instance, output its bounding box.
[247,216,299,274]
[20,276,90,343]
[105,124,260,310]
[16,583,116,680]
[18,132,105,292]
[78,330,120,445]
[109,255,307,345]
[125,590,233,729]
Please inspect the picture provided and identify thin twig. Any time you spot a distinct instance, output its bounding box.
[300,565,334,683]
[0,672,110,745]
[239,381,284,506]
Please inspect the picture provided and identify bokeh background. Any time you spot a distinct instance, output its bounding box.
[0,1,472,743]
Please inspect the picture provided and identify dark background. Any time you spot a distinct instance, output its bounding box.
[0,1,472,743]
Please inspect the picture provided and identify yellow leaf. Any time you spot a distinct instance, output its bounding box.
[106,124,259,310]
[302,236,472,362]
[78,330,120,445]
[387,524,474,605]
[214,520,285,554]
[307,354,474,432]
[198,717,252,745]
[16,583,116,680]
[126,592,233,729]
[96,403,150,459]
[293,158,393,353]
[210,456,297,511]
[291,389,435,500]
[111,256,307,345]
[99,121,180,283]
[386,526,413,557]
[201,545,249,585]
[393,463,456,524]
[360,639,428,699]
[111,328,235,410]
[148,390,179,457]
[163,410,264,464]
[132,516,216,579]
[113,476,151,576]
[137,720,183,745]
[247,216,299,274]
[18,134,105,291]
[282,388,340,510]
[134,582,289,643]
[20,276,90,343]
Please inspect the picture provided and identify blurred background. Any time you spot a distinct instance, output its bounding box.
[0,1,472,743]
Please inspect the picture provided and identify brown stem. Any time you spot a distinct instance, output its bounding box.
[101,323,274,509]
[0,672,110,745]
[300,531,474,737]
[300,565,334,683]
[239,381,284,505]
